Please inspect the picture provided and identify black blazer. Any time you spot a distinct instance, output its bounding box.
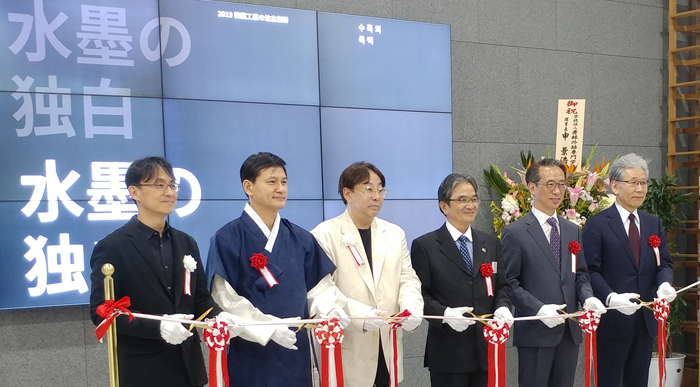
[582,206,673,338]
[89,217,221,387]
[411,224,511,373]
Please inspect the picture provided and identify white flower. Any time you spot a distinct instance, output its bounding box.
[183,255,197,273]
[341,233,356,247]
[501,195,519,213]
[579,190,593,203]
[599,194,616,210]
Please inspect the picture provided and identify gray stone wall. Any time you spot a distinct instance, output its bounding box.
[0,0,668,386]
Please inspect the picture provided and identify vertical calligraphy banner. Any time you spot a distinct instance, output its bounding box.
[555,99,586,169]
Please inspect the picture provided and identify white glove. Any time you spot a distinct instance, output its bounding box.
[217,312,244,338]
[493,306,514,327]
[270,326,298,350]
[443,306,475,332]
[363,309,389,331]
[401,309,423,332]
[583,297,607,315]
[536,304,567,328]
[160,314,194,345]
[324,306,351,329]
[607,292,642,315]
[657,282,677,302]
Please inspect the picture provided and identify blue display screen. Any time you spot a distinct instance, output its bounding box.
[0,0,451,310]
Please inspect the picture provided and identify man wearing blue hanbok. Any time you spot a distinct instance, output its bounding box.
[206,152,348,387]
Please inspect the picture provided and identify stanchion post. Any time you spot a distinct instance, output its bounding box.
[102,263,119,387]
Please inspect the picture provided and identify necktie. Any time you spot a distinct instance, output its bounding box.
[458,235,473,274]
[629,213,640,267]
[547,217,561,268]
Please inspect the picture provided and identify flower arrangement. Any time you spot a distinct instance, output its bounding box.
[483,147,616,235]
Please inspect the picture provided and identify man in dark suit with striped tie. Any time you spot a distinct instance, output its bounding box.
[582,153,675,387]
[501,158,606,387]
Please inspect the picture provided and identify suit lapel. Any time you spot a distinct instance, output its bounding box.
[371,219,387,288]
[171,230,184,308]
[125,219,171,297]
[638,211,654,272]
[471,230,487,275]
[606,206,638,270]
[436,224,472,276]
[340,211,376,300]
[558,216,575,275]
[524,212,561,274]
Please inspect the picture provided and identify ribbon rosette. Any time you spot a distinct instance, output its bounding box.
[578,309,601,387]
[204,319,232,387]
[569,241,581,274]
[480,263,494,297]
[483,320,509,387]
[250,253,278,287]
[183,255,197,296]
[387,309,411,387]
[649,235,661,267]
[342,232,364,266]
[314,318,345,387]
[653,298,671,387]
[94,296,134,341]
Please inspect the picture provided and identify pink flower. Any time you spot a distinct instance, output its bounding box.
[588,202,598,212]
[518,172,527,185]
[567,187,583,204]
[565,208,578,218]
[586,172,599,190]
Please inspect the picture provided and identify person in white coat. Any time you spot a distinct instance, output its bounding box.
[311,161,423,387]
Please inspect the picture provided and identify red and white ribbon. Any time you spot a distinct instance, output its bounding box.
[314,318,345,387]
[653,298,670,387]
[347,245,364,266]
[94,296,134,341]
[480,263,494,297]
[569,241,581,274]
[483,321,509,387]
[649,235,661,267]
[389,309,411,387]
[204,319,231,387]
[183,255,196,296]
[579,309,601,387]
[250,253,278,287]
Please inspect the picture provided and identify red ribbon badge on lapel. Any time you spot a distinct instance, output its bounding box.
[314,318,345,387]
[250,253,278,287]
[480,263,494,297]
[94,296,133,341]
[569,241,581,274]
[579,309,601,387]
[483,321,509,387]
[388,309,411,387]
[204,319,231,387]
[653,298,670,387]
[649,235,661,267]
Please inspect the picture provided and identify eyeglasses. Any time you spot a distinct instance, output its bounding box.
[534,181,568,192]
[615,180,649,188]
[447,196,479,205]
[356,186,388,198]
[139,182,180,193]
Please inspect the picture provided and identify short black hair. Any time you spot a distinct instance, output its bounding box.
[337,162,386,205]
[525,158,567,184]
[240,152,287,183]
[125,156,175,187]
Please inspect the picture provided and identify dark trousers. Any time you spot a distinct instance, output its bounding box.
[374,340,390,387]
[517,327,579,387]
[430,369,488,387]
[597,313,653,387]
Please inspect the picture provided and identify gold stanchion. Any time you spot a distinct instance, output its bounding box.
[102,263,119,387]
